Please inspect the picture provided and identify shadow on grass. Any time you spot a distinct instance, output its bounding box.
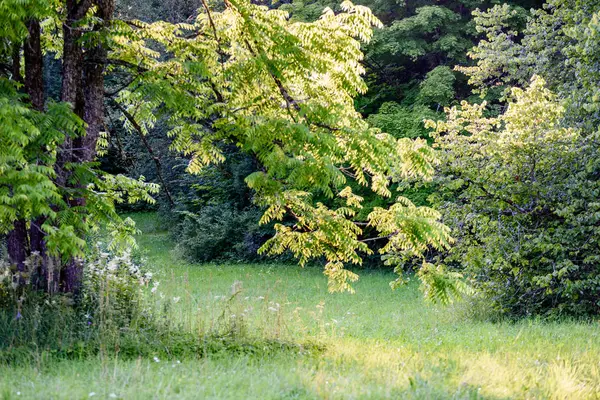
[1,326,325,366]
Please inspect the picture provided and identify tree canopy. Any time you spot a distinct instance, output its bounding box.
[1,0,452,295]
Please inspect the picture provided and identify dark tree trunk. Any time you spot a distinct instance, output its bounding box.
[58,0,89,191]
[59,0,115,295]
[57,1,90,295]
[7,221,28,281]
[23,19,50,290]
[61,0,91,106]
[7,20,44,285]
[29,217,49,290]
[7,45,24,277]
[83,0,115,157]
[11,44,22,83]
[24,19,44,110]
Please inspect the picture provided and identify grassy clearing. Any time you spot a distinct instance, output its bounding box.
[1,213,600,399]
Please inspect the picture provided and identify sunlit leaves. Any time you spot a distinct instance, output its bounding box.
[429,76,600,316]
[103,0,452,293]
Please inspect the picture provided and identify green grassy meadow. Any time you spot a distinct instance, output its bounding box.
[1,213,599,399]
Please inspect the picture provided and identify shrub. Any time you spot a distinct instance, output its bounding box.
[174,207,275,262]
[428,76,600,317]
[367,102,440,139]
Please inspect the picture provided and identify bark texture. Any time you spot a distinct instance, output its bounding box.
[58,0,115,294]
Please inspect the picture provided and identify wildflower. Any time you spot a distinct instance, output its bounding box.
[151,281,160,293]
[88,393,96,397]
[15,311,22,321]
[173,297,181,303]
[153,356,160,363]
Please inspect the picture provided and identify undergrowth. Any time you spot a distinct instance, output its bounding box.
[0,244,324,368]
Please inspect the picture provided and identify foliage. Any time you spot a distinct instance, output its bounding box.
[417,66,457,107]
[428,76,600,317]
[109,0,452,293]
[279,0,542,113]
[0,80,158,262]
[459,0,600,129]
[456,3,532,96]
[175,207,272,262]
[0,0,162,294]
[367,102,440,139]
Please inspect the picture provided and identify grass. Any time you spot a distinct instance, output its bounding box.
[1,212,600,399]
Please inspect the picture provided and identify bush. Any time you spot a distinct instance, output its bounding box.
[175,207,274,262]
[429,77,600,318]
[367,102,440,140]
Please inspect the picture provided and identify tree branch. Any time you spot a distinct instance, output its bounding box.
[110,100,176,206]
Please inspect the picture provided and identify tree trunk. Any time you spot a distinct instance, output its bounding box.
[23,19,50,290]
[5,1,115,295]
[7,220,28,283]
[59,0,115,294]
[24,19,44,111]
[11,43,22,83]
[57,1,89,295]
[7,19,44,286]
[58,0,89,191]
[82,0,115,162]
[29,217,50,290]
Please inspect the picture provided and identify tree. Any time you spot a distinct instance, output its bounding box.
[0,0,157,294]
[2,0,452,296]
[459,0,600,129]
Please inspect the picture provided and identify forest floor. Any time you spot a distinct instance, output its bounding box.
[1,213,600,399]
